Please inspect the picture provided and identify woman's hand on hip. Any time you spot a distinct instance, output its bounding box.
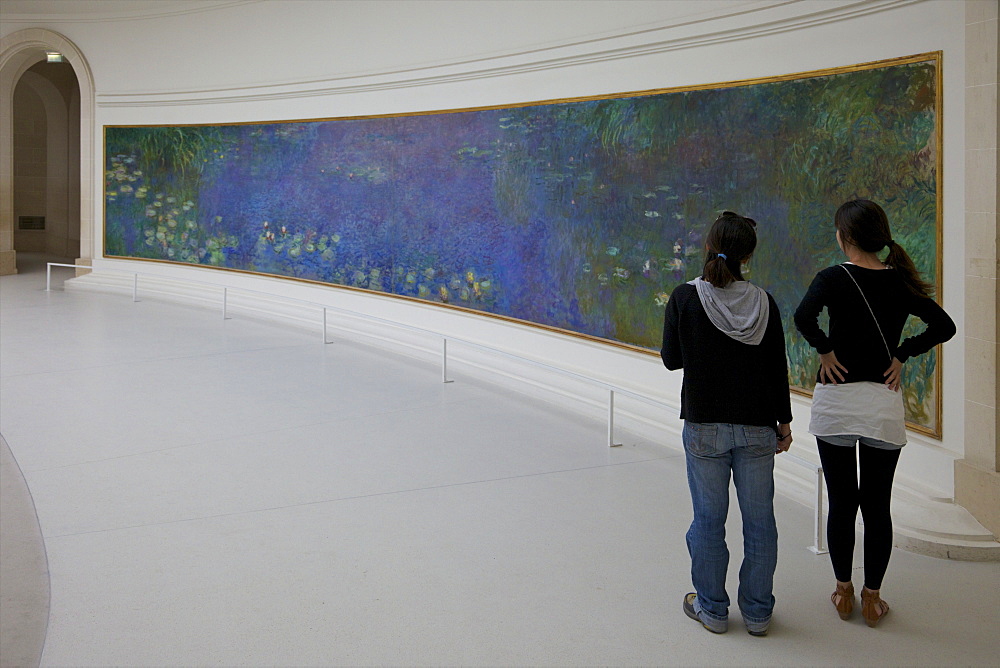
[883,357,903,392]
[818,351,848,384]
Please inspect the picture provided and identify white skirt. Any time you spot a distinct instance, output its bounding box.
[808,381,906,446]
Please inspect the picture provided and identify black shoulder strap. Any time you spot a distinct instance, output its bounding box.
[839,264,892,363]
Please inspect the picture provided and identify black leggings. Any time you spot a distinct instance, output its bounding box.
[816,439,901,590]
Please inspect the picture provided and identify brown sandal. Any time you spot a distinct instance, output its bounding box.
[831,581,855,620]
[861,587,890,628]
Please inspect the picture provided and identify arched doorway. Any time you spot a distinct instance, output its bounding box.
[1,29,95,276]
[12,65,79,261]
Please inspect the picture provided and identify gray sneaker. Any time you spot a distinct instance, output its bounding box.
[683,592,728,634]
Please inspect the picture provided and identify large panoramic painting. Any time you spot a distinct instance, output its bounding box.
[104,52,943,435]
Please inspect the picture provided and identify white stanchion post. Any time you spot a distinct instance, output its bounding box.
[442,338,454,383]
[46,263,52,291]
[222,288,228,320]
[322,308,332,344]
[132,273,138,302]
[608,389,622,447]
[809,466,829,554]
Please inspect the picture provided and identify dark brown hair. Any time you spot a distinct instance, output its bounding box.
[834,199,933,297]
[701,211,758,288]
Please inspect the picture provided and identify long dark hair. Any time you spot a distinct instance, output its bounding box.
[701,211,758,288]
[834,199,933,297]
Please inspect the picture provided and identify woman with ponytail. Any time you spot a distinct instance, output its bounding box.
[661,212,793,637]
[794,199,955,628]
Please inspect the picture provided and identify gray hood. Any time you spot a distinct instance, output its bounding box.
[690,277,770,345]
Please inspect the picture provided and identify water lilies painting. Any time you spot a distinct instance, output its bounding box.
[104,52,942,434]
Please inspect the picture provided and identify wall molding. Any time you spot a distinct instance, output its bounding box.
[94,0,926,108]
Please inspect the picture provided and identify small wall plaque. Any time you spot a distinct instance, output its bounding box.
[18,216,45,231]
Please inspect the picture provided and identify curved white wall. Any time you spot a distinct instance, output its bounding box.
[0,1,974,520]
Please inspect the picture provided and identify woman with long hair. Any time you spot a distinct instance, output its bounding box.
[661,211,793,637]
[794,199,955,627]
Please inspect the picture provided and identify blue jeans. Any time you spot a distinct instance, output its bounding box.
[683,421,778,632]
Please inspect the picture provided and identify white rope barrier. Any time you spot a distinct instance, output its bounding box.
[45,262,827,553]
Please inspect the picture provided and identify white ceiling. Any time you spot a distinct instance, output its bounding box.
[0,0,256,19]
[1,0,764,22]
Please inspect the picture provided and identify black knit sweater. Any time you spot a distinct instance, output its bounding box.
[661,283,793,428]
[793,263,956,384]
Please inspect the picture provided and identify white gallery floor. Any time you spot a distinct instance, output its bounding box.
[1,253,998,667]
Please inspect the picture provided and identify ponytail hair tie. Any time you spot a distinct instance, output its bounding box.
[717,253,728,260]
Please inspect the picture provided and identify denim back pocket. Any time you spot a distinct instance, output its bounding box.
[683,421,720,456]
[741,425,777,456]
